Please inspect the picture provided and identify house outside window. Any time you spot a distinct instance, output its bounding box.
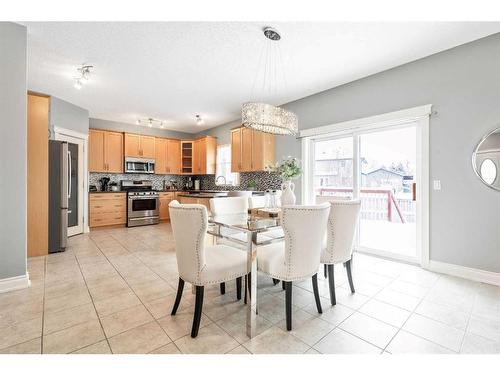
[215,144,239,186]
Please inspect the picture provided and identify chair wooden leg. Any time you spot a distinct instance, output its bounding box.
[327,264,336,306]
[324,264,327,279]
[285,281,293,331]
[272,278,279,285]
[282,281,286,290]
[191,285,204,338]
[345,259,355,293]
[312,273,323,314]
[220,282,226,295]
[171,278,184,315]
[236,277,242,300]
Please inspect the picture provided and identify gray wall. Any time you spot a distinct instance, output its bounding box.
[49,96,89,137]
[90,118,194,139]
[199,33,500,273]
[0,23,27,280]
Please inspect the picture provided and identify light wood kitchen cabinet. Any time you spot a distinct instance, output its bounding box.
[167,139,181,174]
[155,138,181,174]
[178,195,211,213]
[158,192,175,220]
[231,127,275,172]
[124,133,155,158]
[89,129,124,173]
[89,193,126,227]
[191,136,217,175]
[231,127,242,172]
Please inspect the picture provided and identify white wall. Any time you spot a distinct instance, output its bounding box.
[50,96,89,136]
[0,22,27,280]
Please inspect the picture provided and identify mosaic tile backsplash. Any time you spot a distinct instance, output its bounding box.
[89,171,283,191]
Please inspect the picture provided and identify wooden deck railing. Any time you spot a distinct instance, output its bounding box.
[316,187,414,223]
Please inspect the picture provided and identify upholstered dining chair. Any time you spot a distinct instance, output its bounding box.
[257,203,331,330]
[209,196,272,295]
[321,200,361,306]
[168,200,248,338]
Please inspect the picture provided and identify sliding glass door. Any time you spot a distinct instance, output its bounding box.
[358,126,417,260]
[313,136,354,203]
[307,122,420,263]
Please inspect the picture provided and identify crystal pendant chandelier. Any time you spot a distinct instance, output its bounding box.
[242,27,298,136]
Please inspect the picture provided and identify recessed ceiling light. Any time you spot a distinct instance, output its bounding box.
[136,119,141,125]
[148,119,153,128]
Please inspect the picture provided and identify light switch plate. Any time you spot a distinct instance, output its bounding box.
[433,180,441,190]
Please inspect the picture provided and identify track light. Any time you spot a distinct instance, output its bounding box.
[135,117,166,129]
[73,64,93,90]
[74,79,82,90]
[196,115,204,125]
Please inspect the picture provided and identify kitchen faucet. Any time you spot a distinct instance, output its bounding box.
[216,175,226,185]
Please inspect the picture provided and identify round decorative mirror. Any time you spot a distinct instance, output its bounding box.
[473,127,500,190]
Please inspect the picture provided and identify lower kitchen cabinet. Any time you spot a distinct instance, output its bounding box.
[159,192,175,220]
[89,193,126,228]
[178,196,211,213]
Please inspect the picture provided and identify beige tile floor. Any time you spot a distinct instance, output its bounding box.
[1,223,500,354]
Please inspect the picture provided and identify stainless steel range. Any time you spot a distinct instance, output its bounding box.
[122,180,159,227]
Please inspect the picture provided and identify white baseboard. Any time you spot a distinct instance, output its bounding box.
[428,260,500,286]
[0,273,31,293]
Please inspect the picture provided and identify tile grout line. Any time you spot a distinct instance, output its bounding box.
[74,238,114,354]
[40,256,47,354]
[89,233,180,352]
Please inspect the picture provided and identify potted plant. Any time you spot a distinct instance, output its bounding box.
[266,156,303,205]
[247,179,257,191]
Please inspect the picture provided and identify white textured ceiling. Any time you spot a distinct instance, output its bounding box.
[25,22,500,133]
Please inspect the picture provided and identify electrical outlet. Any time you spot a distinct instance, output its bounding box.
[433,180,441,190]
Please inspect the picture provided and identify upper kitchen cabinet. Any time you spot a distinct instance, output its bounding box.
[155,138,181,174]
[167,139,181,174]
[231,127,275,172]
[192,136,217,174]
[89,129,124,173]
[124,133,155,158]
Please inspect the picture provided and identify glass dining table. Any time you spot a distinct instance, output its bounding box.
[207,212,283,338]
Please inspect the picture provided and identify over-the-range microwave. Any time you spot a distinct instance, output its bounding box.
[124,157,155,174]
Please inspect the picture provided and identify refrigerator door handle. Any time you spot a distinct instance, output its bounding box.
[61,142,69,209]
[67,149,72,199]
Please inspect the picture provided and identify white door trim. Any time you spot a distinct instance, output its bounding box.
[301,105,431,267]
[299,104,432,138]
[53,127,90,234]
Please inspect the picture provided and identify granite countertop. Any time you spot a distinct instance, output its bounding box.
[89,190,126,194]
[176,191,265,199]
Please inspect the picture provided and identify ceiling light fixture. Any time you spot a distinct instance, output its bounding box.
[195,115,204,126]
[241,27,298,136]
[73,64,93,89]
[135,117,166,129]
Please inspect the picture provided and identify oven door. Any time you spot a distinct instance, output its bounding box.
[128,196,159,219]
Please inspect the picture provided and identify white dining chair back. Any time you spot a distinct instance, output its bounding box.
[209,196,248,215]
[281,203,330,280]
[323,200,361,264]
[168,200,208,284]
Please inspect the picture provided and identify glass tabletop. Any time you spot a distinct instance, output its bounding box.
[209,213,281,232]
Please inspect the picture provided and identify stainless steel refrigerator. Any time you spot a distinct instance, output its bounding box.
[48,140,68,252]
